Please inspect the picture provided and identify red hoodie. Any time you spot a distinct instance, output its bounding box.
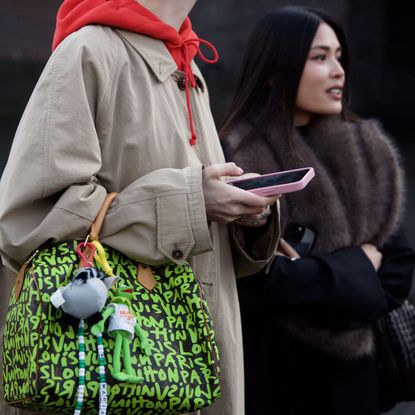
[52,0,218,145]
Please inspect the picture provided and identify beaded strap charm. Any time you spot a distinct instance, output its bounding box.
[74,320,86,415]
[73,321,108,415]
[97,332,108,415]
[66,241,115,415]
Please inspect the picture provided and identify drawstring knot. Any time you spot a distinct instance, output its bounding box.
[180,38,218,146]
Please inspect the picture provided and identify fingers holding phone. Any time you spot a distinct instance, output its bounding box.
[226,167,315,196]
[214,166,315,227]
[202,163,279,224]
[234,205,273,228]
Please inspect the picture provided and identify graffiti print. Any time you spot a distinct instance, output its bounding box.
[2,241,220,414]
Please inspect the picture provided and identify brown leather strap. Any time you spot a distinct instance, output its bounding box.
[14,192,120,299]
[14,261,29,300]
[89,192,119,241]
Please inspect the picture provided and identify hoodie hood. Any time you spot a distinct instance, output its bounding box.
[53,0,197,70]
[52,0,218,145]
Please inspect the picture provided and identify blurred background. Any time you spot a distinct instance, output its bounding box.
[0,0,414,243]
[0,1,414,413]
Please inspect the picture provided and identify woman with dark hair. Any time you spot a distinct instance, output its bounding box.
[221,6,415,415]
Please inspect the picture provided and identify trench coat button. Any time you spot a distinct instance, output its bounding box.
[172,250,184,260]
[177,77,186,91]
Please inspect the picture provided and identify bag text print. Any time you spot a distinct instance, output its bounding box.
[2,241,220,414]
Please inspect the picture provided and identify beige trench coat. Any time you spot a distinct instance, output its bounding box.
[0,26,279,415]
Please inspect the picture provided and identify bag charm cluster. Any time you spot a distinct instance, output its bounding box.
[51,241,118,415]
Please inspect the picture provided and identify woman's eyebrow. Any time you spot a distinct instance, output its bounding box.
[310,45,342,52]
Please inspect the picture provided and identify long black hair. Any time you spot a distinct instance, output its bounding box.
[220,6,354,143]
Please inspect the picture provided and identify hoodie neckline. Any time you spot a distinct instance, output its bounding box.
[53,0,192,50]
[52,0,218,146]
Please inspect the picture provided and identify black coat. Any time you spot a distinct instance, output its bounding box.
[222,116,414,414]
[238,230,414,415]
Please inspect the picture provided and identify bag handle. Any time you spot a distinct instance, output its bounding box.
[14,192,120,300]
[78,191,119,269]
[90,191,157,290]
[89,192,119,241]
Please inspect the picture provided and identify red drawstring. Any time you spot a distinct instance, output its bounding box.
[181,38,218,145]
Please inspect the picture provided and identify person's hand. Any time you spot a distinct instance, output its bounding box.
[231,172,280,227]
[360,243,383,271]
[233,205,274,228]
[230,171,277,227]
[202,163,279,225]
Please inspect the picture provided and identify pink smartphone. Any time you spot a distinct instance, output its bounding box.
[226,167,315,196]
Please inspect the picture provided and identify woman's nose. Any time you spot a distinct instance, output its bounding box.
[330,59,345,79]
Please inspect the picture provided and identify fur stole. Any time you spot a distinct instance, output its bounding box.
[223,115,405,360]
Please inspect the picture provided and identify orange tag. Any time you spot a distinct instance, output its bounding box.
[137,264,157,291]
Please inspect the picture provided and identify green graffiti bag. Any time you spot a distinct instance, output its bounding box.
[2,194,221,414]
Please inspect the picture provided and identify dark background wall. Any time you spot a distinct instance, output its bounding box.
[0,2,414,414]
[1,0,414,246]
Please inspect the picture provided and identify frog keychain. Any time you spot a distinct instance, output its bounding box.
[91,285,152,383]
[91,241,151,383]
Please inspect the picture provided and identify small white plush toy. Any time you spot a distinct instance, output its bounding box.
[51,267,118,319]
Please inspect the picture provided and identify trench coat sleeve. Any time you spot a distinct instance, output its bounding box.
[99,166,211,266]
[0,44,108,272]
[228,201,280,277]
[0,37,212,273]
[237,230,415,328]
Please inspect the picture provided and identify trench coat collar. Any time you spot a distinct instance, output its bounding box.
[116,29,180,83]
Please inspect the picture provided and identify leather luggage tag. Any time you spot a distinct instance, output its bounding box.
[137,264,157,291]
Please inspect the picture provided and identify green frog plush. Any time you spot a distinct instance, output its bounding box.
[91,285,151,383]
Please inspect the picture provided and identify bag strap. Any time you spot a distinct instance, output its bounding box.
[89,192,119,241]
[79,192,119,269]
[89,192,157,290]
[14,192,119,300]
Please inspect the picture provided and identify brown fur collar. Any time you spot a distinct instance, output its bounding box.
[223,115,405,360]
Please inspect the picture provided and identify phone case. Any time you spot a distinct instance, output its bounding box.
[227,167,315,196]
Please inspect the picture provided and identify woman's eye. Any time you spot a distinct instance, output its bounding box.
[311,54,326,61]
